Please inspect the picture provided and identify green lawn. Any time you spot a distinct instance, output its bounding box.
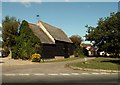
[41,57,82,63]
[67,57,120,70]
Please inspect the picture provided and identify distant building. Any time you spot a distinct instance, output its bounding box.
[81,44,92,50]
[81,44,98,56]
[81,43,116,57]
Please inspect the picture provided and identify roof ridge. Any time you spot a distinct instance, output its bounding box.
[40,21,62,30]
[36,21,55,44]
[28,23,55,44]
[40,21,72,43]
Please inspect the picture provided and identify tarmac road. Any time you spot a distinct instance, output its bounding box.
[1,58,119,84]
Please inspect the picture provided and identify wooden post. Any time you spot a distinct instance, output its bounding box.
[83,58,87,64]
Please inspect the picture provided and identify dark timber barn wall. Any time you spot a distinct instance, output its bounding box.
[42,44,56,59]
[42,41,74,59]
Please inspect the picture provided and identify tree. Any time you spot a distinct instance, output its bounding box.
[0,26,2,47]
[2,16,20,47]
[69,35,83,47]
[2,16,20,56]
[69,35,84,57]
[85,12,120,56]
[2,16,42,59]
[12,20,42,59]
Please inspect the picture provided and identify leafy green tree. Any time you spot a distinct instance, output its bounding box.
[2,16,20,56]
[0,26,2,47]
[2,16,20,47]
[2,16,42,59]
[12,20,42,59]
[85,12,120,56]
[69,35,83,47]
[70,35,84,57]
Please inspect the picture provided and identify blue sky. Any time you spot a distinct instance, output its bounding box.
[2,2,118,43]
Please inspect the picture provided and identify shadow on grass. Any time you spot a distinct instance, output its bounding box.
[101,60,120,65]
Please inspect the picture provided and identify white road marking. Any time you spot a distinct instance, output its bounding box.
[81,73,90,75]
[100,73,108,75]
[4,74,16,76]
[92,73,99,75]
[3,72,116,76]
[18,73,30,76]
[111,73,117,75]
[34,73,45,76]
[71,73,79,75]
[48,73,58,75]
[59,73,70,75]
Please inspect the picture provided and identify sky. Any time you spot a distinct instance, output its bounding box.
[1,1,119,43]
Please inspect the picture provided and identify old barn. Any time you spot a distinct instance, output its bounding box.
[28,21,74,59]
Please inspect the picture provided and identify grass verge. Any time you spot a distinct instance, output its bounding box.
[41,57,83,63]
[66,57,120,70]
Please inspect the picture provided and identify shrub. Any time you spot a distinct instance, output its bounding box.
[14,20,42,60]
[31,53,41,62]
[11,47,19,59]
[2,47,10,57]
[74,47,85,57]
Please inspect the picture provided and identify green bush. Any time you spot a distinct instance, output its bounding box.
[2,47,10,57]
[11,20,42,60]
[74,47,85,57]
[11,47,19,59]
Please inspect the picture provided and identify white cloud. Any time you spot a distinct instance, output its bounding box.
[65,0,70,2]
[2,0,42,7]
[20,1,42,7]
[2,0,119,2]
[2,0,42,2]
[21,2,31,7]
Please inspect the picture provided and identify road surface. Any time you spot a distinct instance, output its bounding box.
[0,58,119,84]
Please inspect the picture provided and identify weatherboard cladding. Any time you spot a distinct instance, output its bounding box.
[28,21,72,44]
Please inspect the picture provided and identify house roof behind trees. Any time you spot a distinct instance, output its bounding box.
[28,21,72,44]
[81,44,92,48]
